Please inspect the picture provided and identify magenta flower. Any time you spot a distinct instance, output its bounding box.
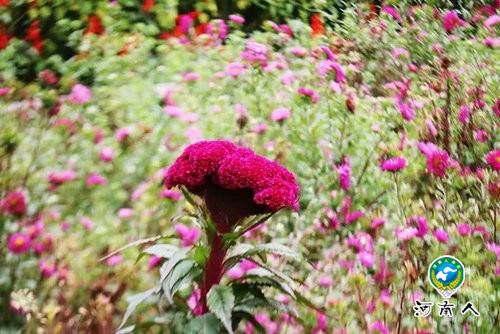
[228,14,245,25]
[80,216,94,230]
[396,96,415,121]
[39,260,57,278]
[484,37,500,48]
[484,14,500,28]
[118,208,133,219]
[371,217,385,230]
[69,83,91,104]
[7,233,31,254]
[86,173,108,186]
[48,170,76,187]
[382,5,401,22]
[241,41,268,66]
[165,140,299,232]
[443,10,465,32]
[291,46,307,57]
[160,188,182,201]
[336,158,351,191]
[99,147,115,162]
[106,254,123,267]
[433,228,449,244]
[409,216,428,238]
[418,142,449,178]
[183,72,200,82]
[148,255,162,269]
[26,220,44,238]
[485,150,500,171]
[318,276,333,288]
[380,156,407,172]
[225,62,246,78]
[271,107,291,123]
[358,251,375,268]
[457,223,472,236]
[115,127,131,143]
[458,105,470,124]
[297,87,320,103]
[0,87,11,96]
[1,191,27,216]
[394,227,418,241]
[369,320,389,334]
[175,224,201,247]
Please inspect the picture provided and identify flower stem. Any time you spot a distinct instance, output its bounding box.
[200,233,227,314]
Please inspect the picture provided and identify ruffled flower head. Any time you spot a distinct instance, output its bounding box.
[165,140,299,232]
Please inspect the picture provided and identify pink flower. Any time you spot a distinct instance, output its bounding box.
[271,107,291,122]
[99,147,114,162]
[392,47,409,59]
[433,228,449,244]
[345,210,364,224]
[484,14,500,28]
[118,208,133,219]
[160,188,182,200]
[225,62,246,78]
[318,276,333,288]
[312,312,327,334]
[69,83,91,104]
[26,220,44,238]
[396,97,415,121]
[297,87,320,103]
[408,216,428,238]
[48,170,76,186]
[336,158,351,191]
[106,255,122,267]
[0,87,11,96]
[359,251,376,268]
[417,142,449,178]
[474,129,489,142]
[443,10,465,32]
[382,5,401,21]
[457,223,472,236]
[115,127,131,142]
[291,46,307,57]
[380,289,391,306]
[395,227,418,241]
[227,266,244,280]
[1,191,27,216]
[39,260,57,278]
[86,173,107,186]
[484,37,500,48]
[148,255,162,269]
[165,140,299,232]
[80,216,94,230]
[187,288,203,316]
[7,233,31,254]
[485,150,500,170]
[228,14,245,25]
[380,156,407,172]
[369,320,389,334]
[371,217,385,229]
[458,105,470,124]
[183,72,200,82]
[175,224,201,247]
[32,234,54,255]
[347,232,374,253]
[241,41,268,66]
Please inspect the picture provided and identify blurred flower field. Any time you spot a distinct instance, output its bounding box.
[0,1,499,333]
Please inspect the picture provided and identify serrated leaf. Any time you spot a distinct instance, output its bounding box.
[162,259,196,303]
[207,285,235,334]
[117,288,156,330]
[116,325,135,334]
[143,244,179,259]
[160,248,189,284]
[224,243,301,270]
[187,313,221,334]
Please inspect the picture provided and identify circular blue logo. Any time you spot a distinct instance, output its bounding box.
[435,262,458,284]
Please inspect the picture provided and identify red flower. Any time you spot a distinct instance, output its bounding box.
[142,0,155,12]
[1,191,27,216]
[0,0,9,7]
[86,15,104,35]
[0,27,10,50]
[165,140,299,232]
[310,13,324,37]
[195,23,210,36]
[26,20,43,54]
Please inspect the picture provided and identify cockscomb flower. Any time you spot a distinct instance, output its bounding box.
[1,190,27,216]
[165,140,299,232]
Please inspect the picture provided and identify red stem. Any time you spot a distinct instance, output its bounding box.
[200,233,227,314]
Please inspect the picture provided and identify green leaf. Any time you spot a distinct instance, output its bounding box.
[116,325,135,334]
[187,313,221,334]
[143,244,179,259]
[159,248,189,284]
[225,243,301,270]
[207,285,235,334]
[162,259,197,303]
[117,288,156,330]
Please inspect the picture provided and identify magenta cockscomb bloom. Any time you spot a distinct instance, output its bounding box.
[69,83,91,104]
[485,150,500,171]
[7,233,31,254]
[1,191,27,216]
[271,107,291,123]
[165,140,299,232]
[443,10,465,33]
[380,156,407,172]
